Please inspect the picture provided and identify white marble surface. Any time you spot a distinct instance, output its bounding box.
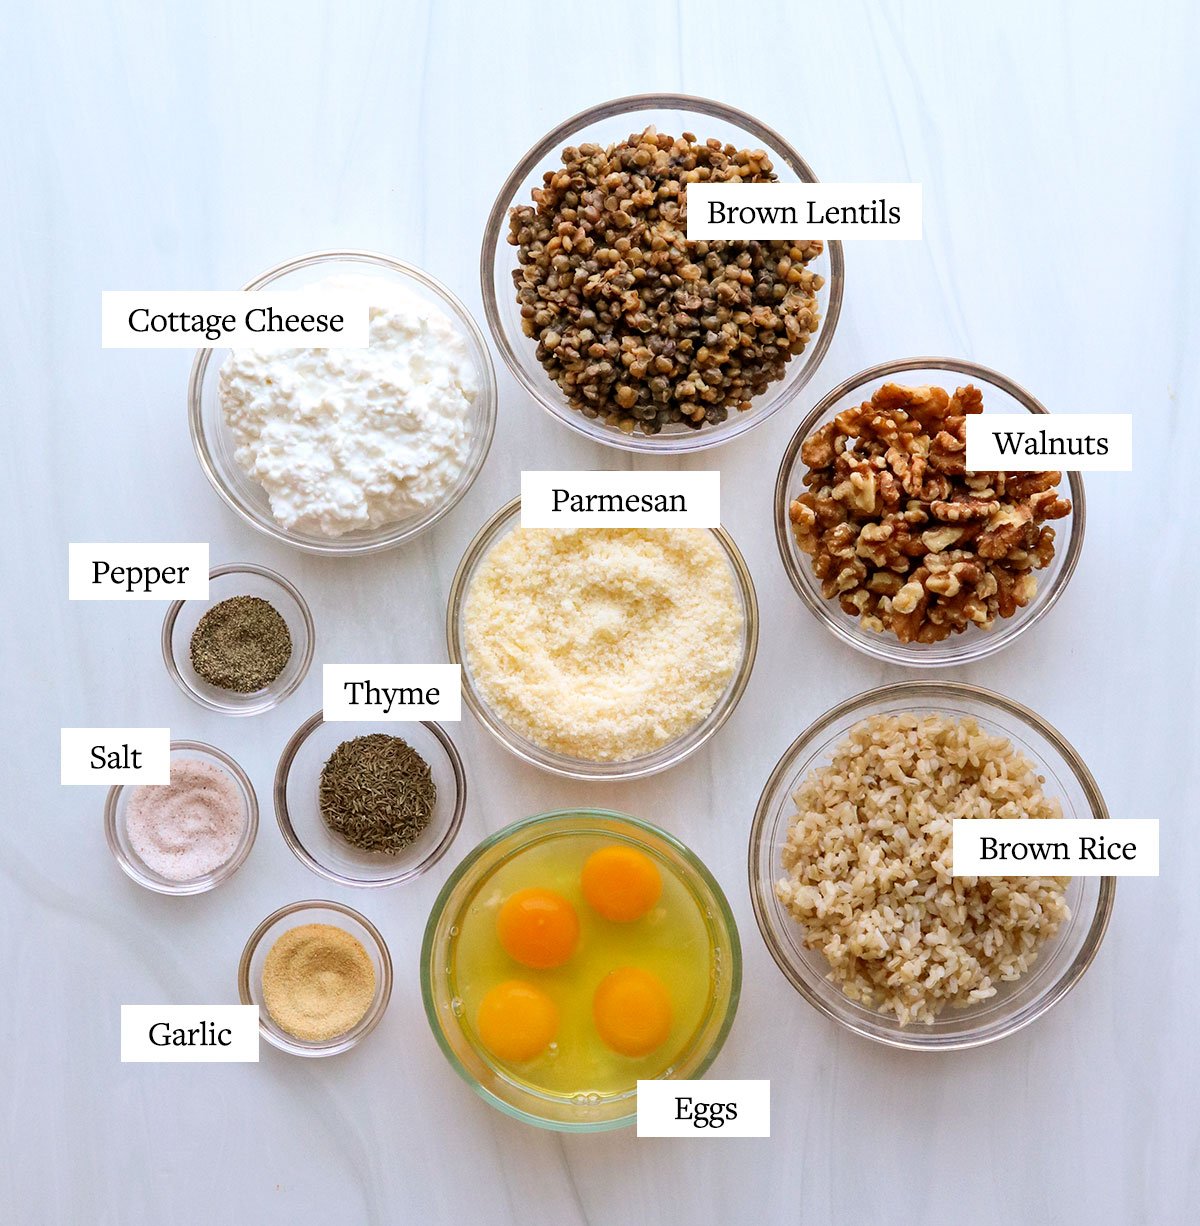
[3,1,1197,1222]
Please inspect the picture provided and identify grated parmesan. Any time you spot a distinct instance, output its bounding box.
[464,527,743,762]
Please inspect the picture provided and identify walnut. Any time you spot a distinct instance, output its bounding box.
[789,381,1072,645]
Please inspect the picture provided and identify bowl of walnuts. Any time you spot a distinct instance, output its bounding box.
[775,357,1086,666]
[481,93,844,454]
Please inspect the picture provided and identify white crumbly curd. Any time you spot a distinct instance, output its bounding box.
[464,527,744,762]
[218,274,477,537]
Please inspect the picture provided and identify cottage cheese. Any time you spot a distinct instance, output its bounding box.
[218,274,477,537]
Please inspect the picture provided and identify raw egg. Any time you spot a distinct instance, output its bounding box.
[496,887,580,969]
[581,844,663,922]
[476,980,559,1063]
[593,966,673,1057]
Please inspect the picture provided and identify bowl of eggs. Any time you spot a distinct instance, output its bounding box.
[420,809,742,1131]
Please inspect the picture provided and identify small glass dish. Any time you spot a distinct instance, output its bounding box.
[774,357,1086,666]
[481,93,844,455]
[748,681,1115,1051]
[189,249,497,556]
[422,809,742,1131]
[274,711,466,888]
[446,497,759,781]
[238,899,393,1057]
[104,740,259,895]
[161,563,315,716]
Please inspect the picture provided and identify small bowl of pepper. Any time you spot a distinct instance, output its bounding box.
[161,563,315,716]
[274,712,467,888]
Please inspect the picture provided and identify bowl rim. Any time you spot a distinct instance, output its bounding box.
[160,562,316,716]
[237,897,394,1057]
[104,739,260,895]
[773,355,1087,666]
[188,247,498,556]
[419,807,743,1131]
[274,709,467,888]
[445,496,760,780]
[480,91,845,454]
[747,679,1116,1051]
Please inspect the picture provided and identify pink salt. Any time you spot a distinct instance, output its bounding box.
[125,757,245,881]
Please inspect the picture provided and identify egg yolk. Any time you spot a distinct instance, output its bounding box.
[477,980,559,1063]
[592,966,672,1058]
[581,845,663,923]
[496,887,580,969]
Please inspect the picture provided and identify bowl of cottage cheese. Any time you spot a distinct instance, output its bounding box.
[189,251,496,554]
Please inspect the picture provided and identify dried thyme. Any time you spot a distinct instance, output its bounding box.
[190,595,292,692]
[319,734,436,854]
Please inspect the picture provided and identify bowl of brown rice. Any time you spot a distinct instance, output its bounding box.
[748,681,1114,1049]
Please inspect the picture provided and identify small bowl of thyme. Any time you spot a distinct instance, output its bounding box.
[162,563,315,716]
[274,711,467,888]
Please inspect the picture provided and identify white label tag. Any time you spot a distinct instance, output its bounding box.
[322,664,462,721]
[637,1080,770,1137]
[965,414,1132,471]
[61,727,171,785]
[121,1005,260,1062]
[101,291,371,348]
[521,471,721,528]
[686,183,922,240]
[68,543,210,600]
[952,819,1158,876]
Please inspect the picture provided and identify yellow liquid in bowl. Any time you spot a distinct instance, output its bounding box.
[448,830,717,1099]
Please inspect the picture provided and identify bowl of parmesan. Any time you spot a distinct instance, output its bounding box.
[447,497,759,780]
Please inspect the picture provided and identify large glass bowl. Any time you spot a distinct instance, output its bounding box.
[446,497,759,780]
[748,681,1115,1050]
[481,93,844,454]
[189,250,497,556]
[421,809,742,1131]
[775,357,1086,666]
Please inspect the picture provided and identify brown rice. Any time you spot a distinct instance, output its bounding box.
[775,711,1070,1025]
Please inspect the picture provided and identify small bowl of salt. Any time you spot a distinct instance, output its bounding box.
[104,741,259,895]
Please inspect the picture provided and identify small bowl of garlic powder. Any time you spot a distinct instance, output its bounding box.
[447,498,760,780]
[189,250,497,556]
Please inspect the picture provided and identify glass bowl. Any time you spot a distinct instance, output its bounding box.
[189,249,497,556]
[274,711,466,888]
[161,563,315,716]
[774,357,1086,666]
[421,809,742,1131]
[104,740,259,895]
[238,899,393,1057]
[481,93,844,454]
[446,497,759,780]
[748,681,1115,1050]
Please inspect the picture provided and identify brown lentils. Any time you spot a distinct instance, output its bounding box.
[508,127,825,434]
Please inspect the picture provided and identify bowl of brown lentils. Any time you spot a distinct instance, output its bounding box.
[481,94,844,452]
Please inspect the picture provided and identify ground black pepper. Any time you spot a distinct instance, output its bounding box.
[189,595,292,692]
